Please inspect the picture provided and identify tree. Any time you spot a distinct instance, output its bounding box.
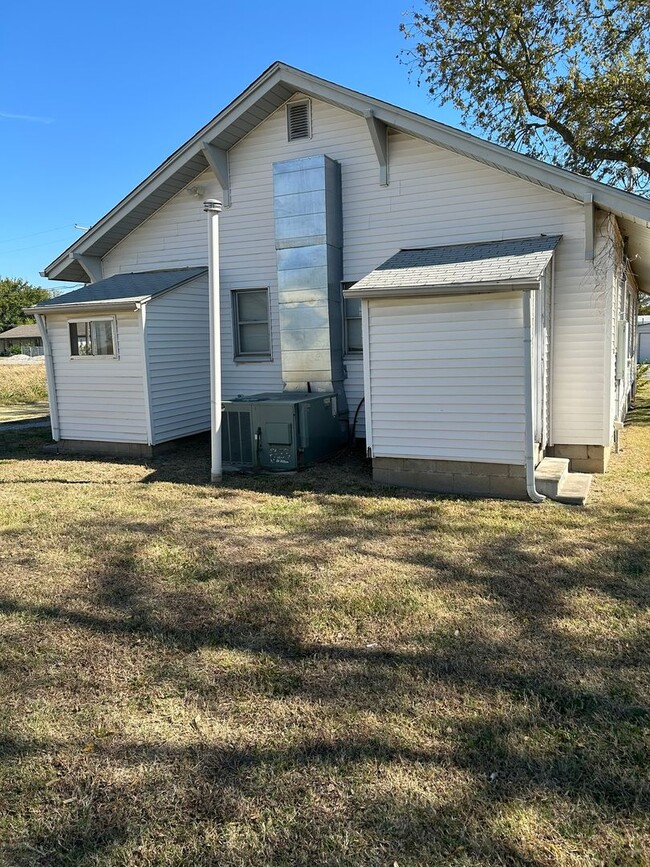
[0,278,50,332]
[401,0,650,193]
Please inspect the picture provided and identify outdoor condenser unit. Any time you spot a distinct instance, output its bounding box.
[221,392,348,471]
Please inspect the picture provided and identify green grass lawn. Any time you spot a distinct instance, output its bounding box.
[0,388,648,866]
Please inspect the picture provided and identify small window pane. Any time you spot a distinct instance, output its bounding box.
[345,297,361,318]
[93,320,114,355]
[240,322,270,354]
[346,318,363,352]
[233,289,271,358]
[69,319,115,357]
[238,290,268,322]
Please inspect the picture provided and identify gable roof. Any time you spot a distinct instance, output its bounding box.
[0,324,41,340]
[346,236,561,298]
[44,62,650,288]
[27,268,206,314]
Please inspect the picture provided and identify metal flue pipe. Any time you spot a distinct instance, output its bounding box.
[204,198,223,483]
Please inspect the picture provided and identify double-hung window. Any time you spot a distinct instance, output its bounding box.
[232,289,271,360]
[342,283,362,354]
[69,318,117,357]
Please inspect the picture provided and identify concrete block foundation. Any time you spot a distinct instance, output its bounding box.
[548,444,610,473]
[53,439,155,459]
[373,456,528,499]
[50,435,207,460]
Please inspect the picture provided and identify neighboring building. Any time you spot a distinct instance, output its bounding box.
[0,323,43,356]
[31,62,649,501]
[638,316,650,363]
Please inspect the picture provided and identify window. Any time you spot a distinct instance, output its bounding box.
[287,100,311,141]
[232,289,271,360]
[342,283,362,354]
[69,318,116,357]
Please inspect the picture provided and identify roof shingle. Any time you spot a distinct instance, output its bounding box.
[32,267,207,309]
[345,236,561,298]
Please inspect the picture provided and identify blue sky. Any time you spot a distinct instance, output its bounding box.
[0,0,464,293]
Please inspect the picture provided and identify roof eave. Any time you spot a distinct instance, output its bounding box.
[25,300,141,315]
[43,62,650,283]
[43,62,290,281]
[344,279,541,299]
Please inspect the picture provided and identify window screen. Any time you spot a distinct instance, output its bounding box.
[233,289,271,358]
[69,319,116,357]
[342,284,362,353]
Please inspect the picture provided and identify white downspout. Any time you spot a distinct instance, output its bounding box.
[34,313,60,442]
[204,198,223,483]
[523,289,545,503]
[137,302,154,447]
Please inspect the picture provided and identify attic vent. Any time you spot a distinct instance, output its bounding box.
[287,101,311,141]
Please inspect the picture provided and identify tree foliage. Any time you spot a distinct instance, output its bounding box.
[0,278,50,331]
[401,0,650,193]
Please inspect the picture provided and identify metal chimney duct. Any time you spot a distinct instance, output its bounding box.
[273,155,347,414]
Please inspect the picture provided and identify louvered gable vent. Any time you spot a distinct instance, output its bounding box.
[287,101,311,141]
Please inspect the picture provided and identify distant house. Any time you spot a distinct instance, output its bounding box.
[30,62,648,502]
[639,316,650,363]
[0,324,43,356]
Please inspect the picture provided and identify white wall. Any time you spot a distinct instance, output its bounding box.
[344,355,365,437]
[45,309,148,443]
[145,275,211,443]
[639,327,650,363]
[599,215,639,432]
[366,292,526,464]
[102,94,607,447]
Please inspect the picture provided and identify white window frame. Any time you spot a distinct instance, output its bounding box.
[231,288,272,362]
[68,316,118,360]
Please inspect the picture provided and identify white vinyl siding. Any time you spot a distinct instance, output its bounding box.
[344,355,365,437]
[46,310,148,443]
[367,293,526,464]
[102,94,608,445]
[144,275,211,443]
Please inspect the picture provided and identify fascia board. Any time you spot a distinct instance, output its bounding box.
[344,280,540,299]
[44,62,650,281]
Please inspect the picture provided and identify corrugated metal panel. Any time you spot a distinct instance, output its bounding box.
[367,293,527,464]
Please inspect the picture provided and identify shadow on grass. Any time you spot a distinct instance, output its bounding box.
[1,491,649,865]
[1,389,649,864]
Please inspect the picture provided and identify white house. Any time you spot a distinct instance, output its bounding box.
[32,62,649,502]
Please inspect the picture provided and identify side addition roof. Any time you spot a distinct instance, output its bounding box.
[345,236,561,299]
[26,268,207,314]
[43,62,650,289]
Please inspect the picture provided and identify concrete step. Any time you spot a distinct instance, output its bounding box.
[554,472,592,506]
[534,457,570,498]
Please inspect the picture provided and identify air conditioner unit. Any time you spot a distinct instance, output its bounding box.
[221,392,347,471]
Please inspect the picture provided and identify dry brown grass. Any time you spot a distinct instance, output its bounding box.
[0,386,648,866]
[0,362,48,404]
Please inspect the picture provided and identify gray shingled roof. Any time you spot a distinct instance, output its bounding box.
[345,236,562,298]
[32,267,207,309]
[0,324,41,340]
